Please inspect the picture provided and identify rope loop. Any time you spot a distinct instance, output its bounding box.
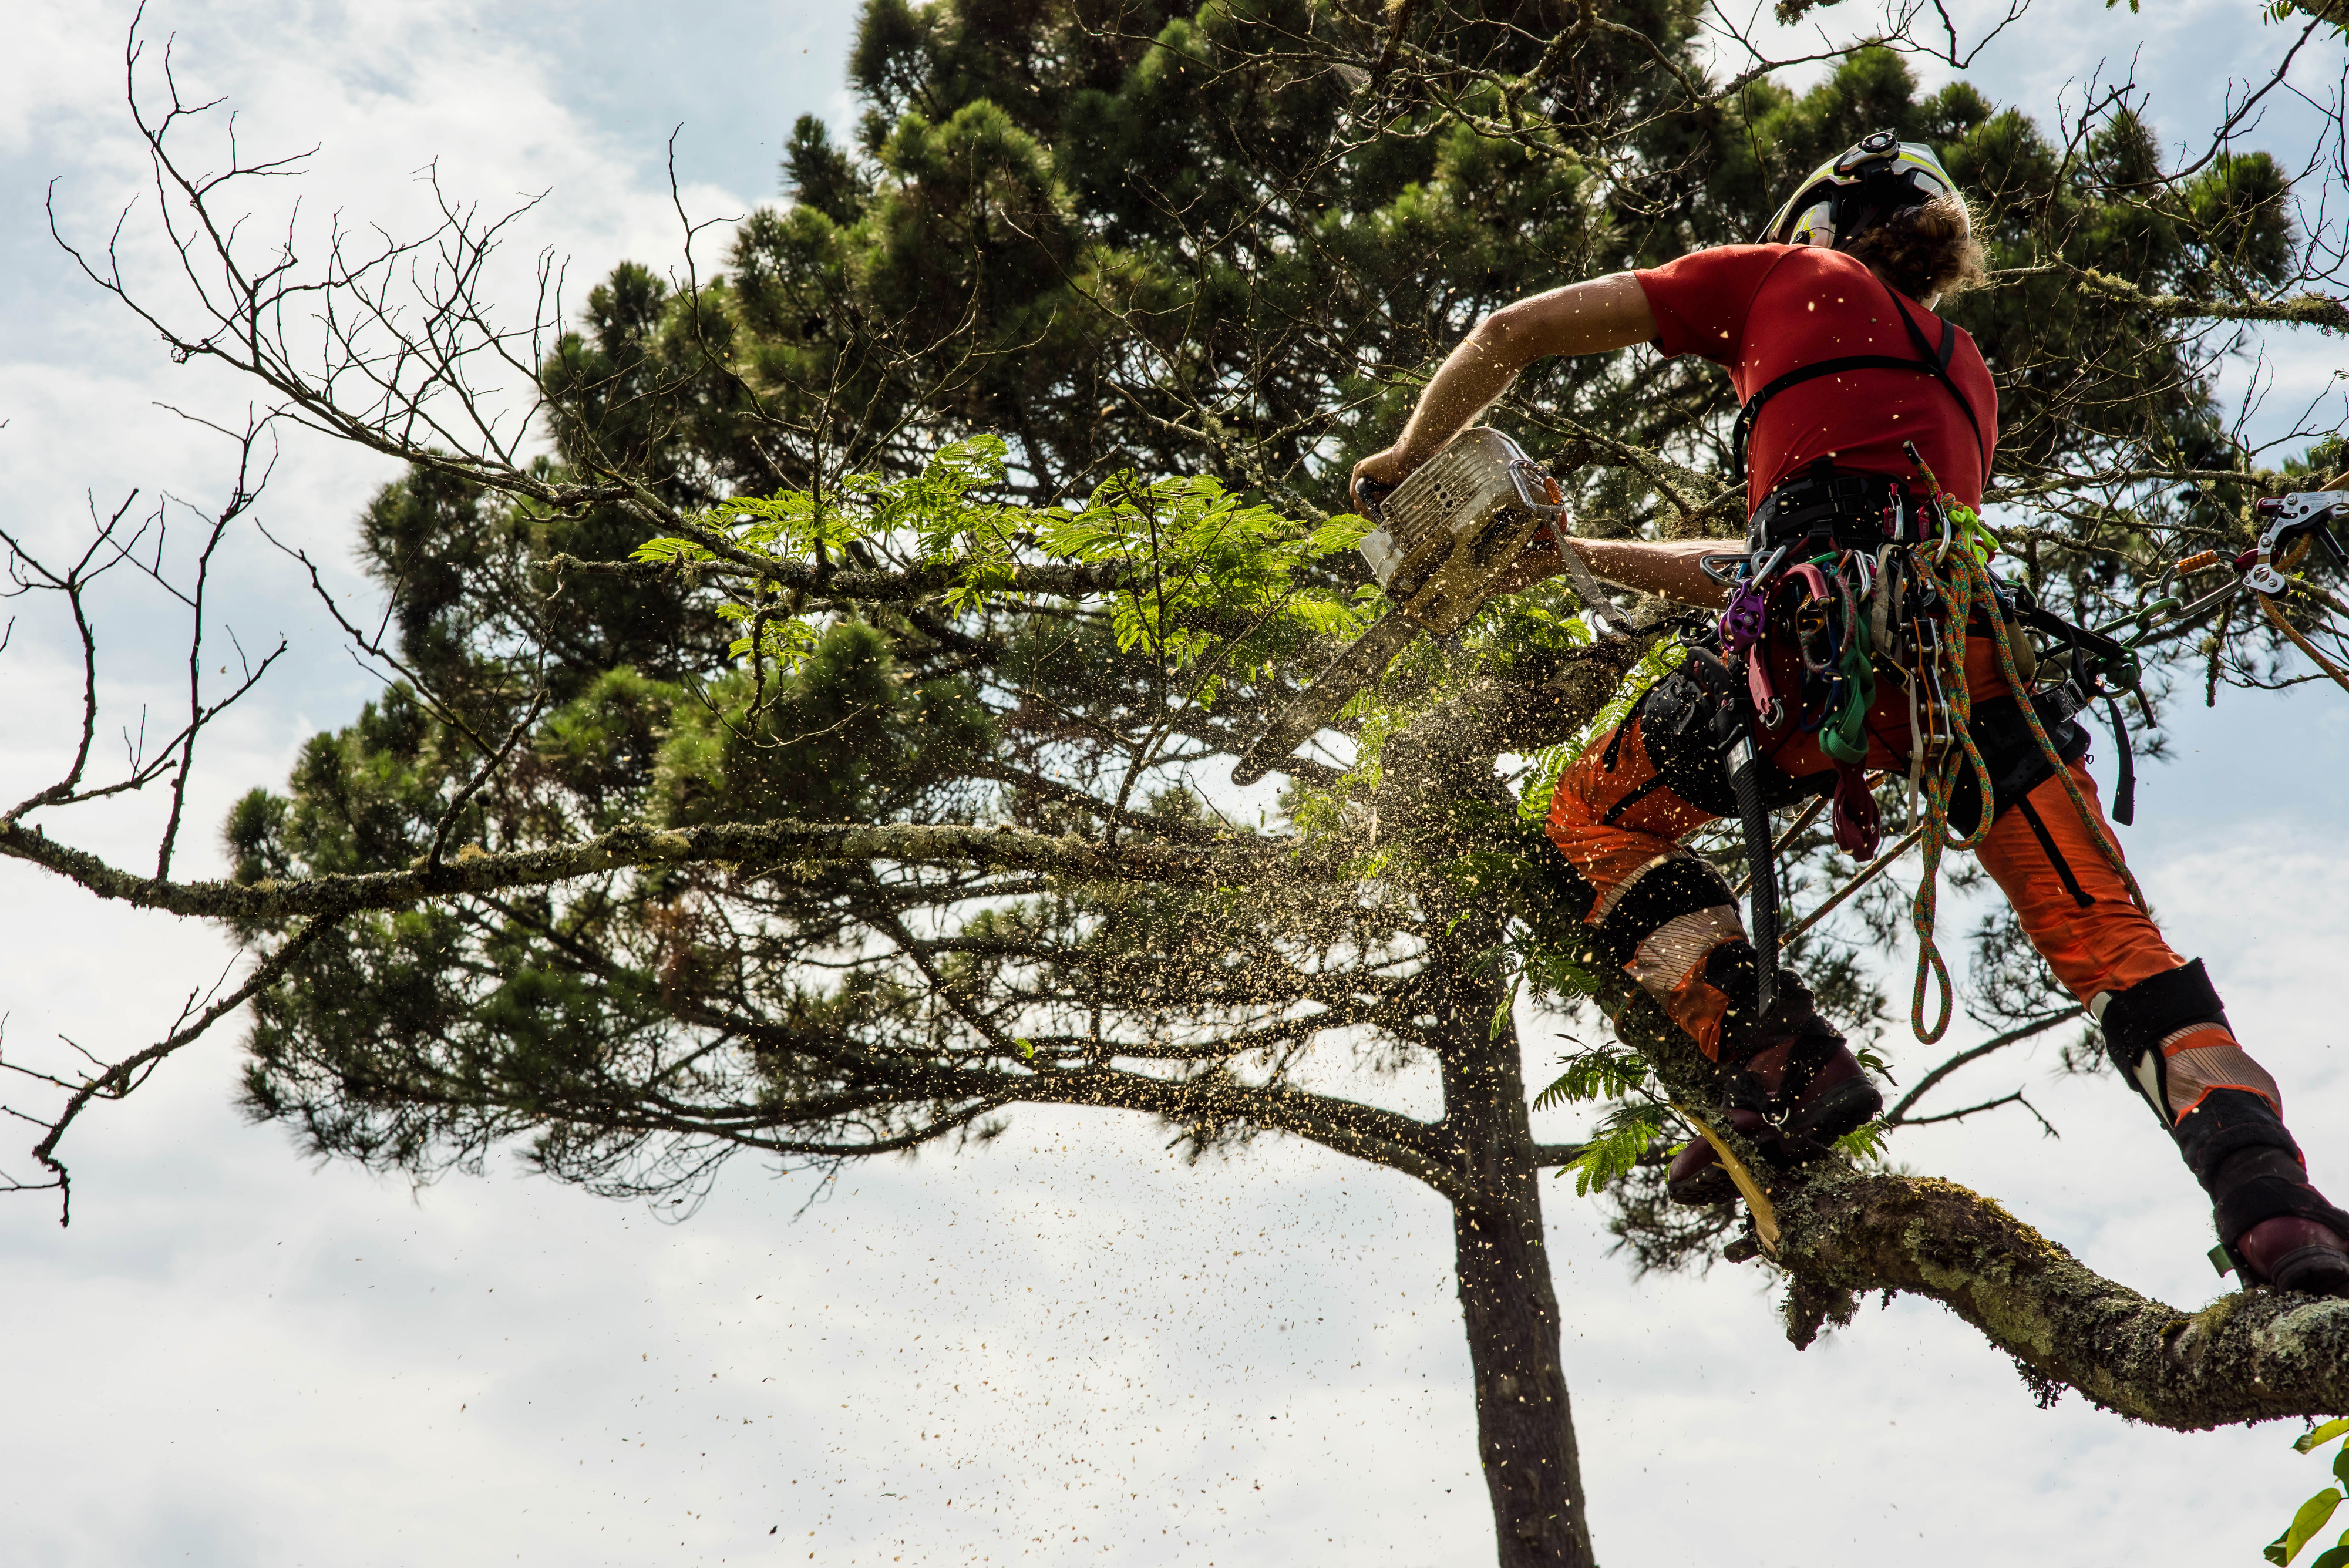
[1898,546,2146,1043]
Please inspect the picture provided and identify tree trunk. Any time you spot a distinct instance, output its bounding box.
[1431,910,1597,1567]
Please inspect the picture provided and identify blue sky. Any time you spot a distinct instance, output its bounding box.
[1,3,2345,1565]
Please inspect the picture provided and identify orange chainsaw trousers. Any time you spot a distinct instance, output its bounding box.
[1543,655,2282,1140]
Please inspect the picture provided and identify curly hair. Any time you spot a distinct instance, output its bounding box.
[1840,191,1986,304]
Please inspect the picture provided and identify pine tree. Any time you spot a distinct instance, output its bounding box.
[11,5,2340,1564]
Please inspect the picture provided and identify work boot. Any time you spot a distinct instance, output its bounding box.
[2213,1146,2349,1297]
[1662,1063,1880,1206]
[1741,1034,1884,1146]
[1721,968,1883,1142]
[2238,1218,2349,1296]
[1665,968,1883,1207]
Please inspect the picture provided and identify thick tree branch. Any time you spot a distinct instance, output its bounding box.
[0,817,1318,923]
[1776,1167,2349,1428]
[1539,856,2349,1427]
[1017,1064,1474,1205]
[546,550,1135,603]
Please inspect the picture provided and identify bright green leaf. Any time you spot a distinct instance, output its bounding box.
[1557,1104,1668,1196]
[2299,1419,2349,1455]
[1835,1119,1892,1164]
[2285,1489,2344,1563]
[1532,1047,1648,1111]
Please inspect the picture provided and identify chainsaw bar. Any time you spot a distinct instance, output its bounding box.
[1233,429,1619,786]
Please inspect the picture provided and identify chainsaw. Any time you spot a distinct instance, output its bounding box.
[1232,428,1626,785]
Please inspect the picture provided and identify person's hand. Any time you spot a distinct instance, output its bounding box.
[1348,445,1418,515]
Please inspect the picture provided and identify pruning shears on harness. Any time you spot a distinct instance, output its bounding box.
[2078,486,2349,714]
[2213,490,2349,696]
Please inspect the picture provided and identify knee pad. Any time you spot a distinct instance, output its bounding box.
[2101,960,2300,1189]
[1532,843,1600,927]
[1590,853,1736,970]
[2096,959,2232,1127]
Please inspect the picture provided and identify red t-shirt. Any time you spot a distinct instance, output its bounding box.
[1633,244,1998,512]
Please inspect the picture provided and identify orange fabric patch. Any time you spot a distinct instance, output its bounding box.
[1974,763,2185,1004]
[1667,968,1733,1061]
[2160,1025,2281,1121]
[1546,716,1714,925]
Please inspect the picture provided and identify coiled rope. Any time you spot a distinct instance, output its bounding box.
[1902,545,2145,1042]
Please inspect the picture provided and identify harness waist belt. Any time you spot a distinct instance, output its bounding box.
[1746,467,1929,554]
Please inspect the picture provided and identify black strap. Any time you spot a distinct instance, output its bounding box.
[2014,795,2094,909]
[2104,695,2136,827]
[1882,283,1988,472]
[1598,772,1671,826]
[1746,465,1912,551]
[1729,275,1989,483]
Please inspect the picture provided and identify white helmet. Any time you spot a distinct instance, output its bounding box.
[1760,129,1962,250]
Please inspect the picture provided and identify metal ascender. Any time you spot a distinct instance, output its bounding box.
[2242,491,2349,594]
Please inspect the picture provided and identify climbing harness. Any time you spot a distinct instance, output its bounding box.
[1697,441,2151,1044]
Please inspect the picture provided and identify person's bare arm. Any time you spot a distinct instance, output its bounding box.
[1483,536,1729,608]
[1350,272,1718,612]
[1566,537,1729,608]
[1353,273,1655,492]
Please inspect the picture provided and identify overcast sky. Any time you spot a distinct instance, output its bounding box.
[2,2,2347,1565]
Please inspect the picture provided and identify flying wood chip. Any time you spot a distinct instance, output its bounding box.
[1233,428,1623,785]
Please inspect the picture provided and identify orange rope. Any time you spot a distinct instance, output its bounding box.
[2256,591,2349,698]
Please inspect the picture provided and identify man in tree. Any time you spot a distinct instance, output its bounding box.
[1353,133,2349,1296]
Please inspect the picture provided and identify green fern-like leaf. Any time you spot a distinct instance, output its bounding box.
[1836,1119,1892,1165]
[1559,1103,1668,1196]
[1532,1047,1649,1111]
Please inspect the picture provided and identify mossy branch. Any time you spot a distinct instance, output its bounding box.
[0,817,1315,923]
[2069,268,2349,335]
[1520,825,2349,1430]
[1777,1168,2349,1428]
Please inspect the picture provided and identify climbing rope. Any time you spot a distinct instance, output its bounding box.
[1902,547,1997,1044]
[1900,543,2146,1043]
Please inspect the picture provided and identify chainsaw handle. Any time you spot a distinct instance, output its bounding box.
[1351,475,1396,523]
[1506,458,1569,521]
